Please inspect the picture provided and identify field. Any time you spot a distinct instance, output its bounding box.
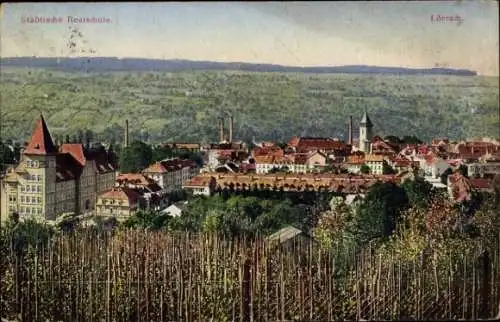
[1,68,498,144]
[1,230,499,321]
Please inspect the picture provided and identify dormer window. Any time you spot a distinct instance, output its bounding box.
[35,144,40,149]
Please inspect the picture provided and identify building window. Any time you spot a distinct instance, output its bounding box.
[21,196,25,203]
[21,186,25,192]
[37,197,42,204]
[37,186,41,193]
[27,160,32,168]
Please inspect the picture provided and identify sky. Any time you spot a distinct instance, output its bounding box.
[0,1,498,75]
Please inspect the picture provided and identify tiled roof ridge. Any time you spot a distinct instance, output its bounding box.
[24,115,57,155]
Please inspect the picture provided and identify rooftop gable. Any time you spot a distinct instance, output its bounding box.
[24,115,57,155]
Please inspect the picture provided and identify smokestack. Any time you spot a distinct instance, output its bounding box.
[124,119,129,148]
[229,115,234,143]
[348,116,353,145]
[219,118,224,143]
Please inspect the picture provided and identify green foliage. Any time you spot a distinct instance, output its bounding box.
[384,135,402,144]
[382,162,396,174]
[440,168,453,185]
[122,210,169,230]
[168,189,190,202]
[152,146,204,166]
[0,217,55,256]
[1,69,498,144]
[401,135,423,144]
[314,197,356,250]
[401,177,435,209]
[458,164,468,177]
[119,140,153,173]
[268,166,290,173]
[352,182,409,244]
[0,140,21,172]
[360,164,370,174]
[166,195,309,237]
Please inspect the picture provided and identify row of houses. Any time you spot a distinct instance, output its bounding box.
[183,172,410,197]
[94,157,199,220]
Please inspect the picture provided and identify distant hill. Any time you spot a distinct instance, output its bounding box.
[0,57,478,76]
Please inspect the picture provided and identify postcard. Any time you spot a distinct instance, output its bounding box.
[0,2,499,321]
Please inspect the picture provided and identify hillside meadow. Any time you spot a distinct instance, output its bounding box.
[0,68,498,144]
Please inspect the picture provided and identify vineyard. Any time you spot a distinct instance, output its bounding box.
[1,230,499,321]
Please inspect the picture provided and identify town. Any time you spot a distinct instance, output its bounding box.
[1,111,499,224]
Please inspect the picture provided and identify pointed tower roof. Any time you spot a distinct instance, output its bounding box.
[360,111,373,127]
[24,115,57,155]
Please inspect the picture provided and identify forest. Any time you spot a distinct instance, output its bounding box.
[1,68,498,145]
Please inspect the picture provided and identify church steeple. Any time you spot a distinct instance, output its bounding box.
[24,115,57,155]
[359,110,374,153]
[360,110,373,128]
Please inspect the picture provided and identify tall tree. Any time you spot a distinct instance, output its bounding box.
[118,140,153,173]
[353,182,409,244]
[401,177,435,209]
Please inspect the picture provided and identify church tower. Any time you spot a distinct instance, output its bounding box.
[359,111,373,153]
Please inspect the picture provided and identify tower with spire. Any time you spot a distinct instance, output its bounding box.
[1,115,118,221]
[22,115,58,218]
[359,110,373,153]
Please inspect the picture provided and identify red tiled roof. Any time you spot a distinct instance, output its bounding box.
[24,115,57,155]
[100,187,141,205]
[293,153,309,165]
[55,153,83,182]
[288,137,349,153]
[470,178,492,190]
[347,155,365,165]
[188,173,402,194]
[253,146,284,157]
[60,144,86,166]
[417,145,430,155]
[143,158,197,173]
[372,140,398,152]
[183,176,215,188]
[117,173,162,191]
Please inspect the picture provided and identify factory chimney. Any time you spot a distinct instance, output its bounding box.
[219,118,225,143]
[348,116,353,145]
[124,119,129,148]
[229,115,234,143]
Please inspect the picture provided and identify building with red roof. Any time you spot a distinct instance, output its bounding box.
[254,150,327,174]
[287,136,351,159]
[96,187,144,220]
[1,116,117,221]
[142,157,199,192]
